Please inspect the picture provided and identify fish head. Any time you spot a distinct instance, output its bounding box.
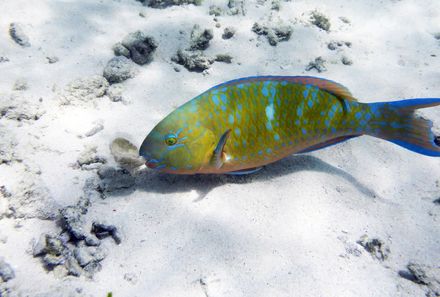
[139,113,217,174]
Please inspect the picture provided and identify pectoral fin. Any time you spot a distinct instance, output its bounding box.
[211,129,231,169]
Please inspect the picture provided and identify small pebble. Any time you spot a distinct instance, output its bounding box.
[46,56,59,64]
[341,56,353,65]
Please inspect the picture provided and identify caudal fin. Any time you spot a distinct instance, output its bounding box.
[367,98,440,157]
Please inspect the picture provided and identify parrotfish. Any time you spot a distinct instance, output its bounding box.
[139,76,440,174]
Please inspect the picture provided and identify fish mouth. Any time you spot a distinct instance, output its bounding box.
[146,159,159,169]
[146,159,166,170]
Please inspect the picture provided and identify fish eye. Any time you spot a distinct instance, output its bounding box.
[164,134,177,146]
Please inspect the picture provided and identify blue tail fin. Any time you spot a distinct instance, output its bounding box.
[368,98,440,157]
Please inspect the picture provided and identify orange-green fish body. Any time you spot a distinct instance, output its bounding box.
[140,76,440,174]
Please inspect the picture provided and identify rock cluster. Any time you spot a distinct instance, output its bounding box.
[305,57,327,72]
[32,194,121,277]
[252,22,293,46]
[357,235,390,262]
[172,49,214,72]
[114,31,158,65]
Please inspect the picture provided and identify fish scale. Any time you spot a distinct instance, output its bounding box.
[140,76,440,174]
[183,80,361,170]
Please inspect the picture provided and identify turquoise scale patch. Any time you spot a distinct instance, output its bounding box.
[220,94,228,104]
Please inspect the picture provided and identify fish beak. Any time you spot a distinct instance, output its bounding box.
[146,159,159,169]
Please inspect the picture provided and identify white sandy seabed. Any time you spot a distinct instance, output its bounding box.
[0,0,440,296]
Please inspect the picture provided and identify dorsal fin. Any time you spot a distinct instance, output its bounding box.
[208,75,358,102]
[284,76,358,102]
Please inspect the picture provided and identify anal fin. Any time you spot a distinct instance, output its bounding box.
[225,167,263,175]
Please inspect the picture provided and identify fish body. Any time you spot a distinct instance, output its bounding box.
[139,76,440,174]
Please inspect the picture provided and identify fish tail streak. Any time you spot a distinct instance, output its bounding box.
[367,98,440,157]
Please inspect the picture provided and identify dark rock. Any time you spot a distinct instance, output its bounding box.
[310,10,331,32]
[43,254,65,268]
[92,222,121,244]
[0,258,15,282]
[357,235,390,261]
[9,23,30,47]
[103,56,136,84]
[172,49,214,72]
[215,54,233,64]
[189,25,214,51]
[434,197,440,204]
[60,206,87,241]
[252,22,266,35]
[0,57,9,63]
[327,42,338,50]
[121,31,157,65]
[222,27,236,39]
[267,25,292,46]
[305,57,327,72]
[112,230,123,245]
[85,235,101,247]
[137,0,202,8]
